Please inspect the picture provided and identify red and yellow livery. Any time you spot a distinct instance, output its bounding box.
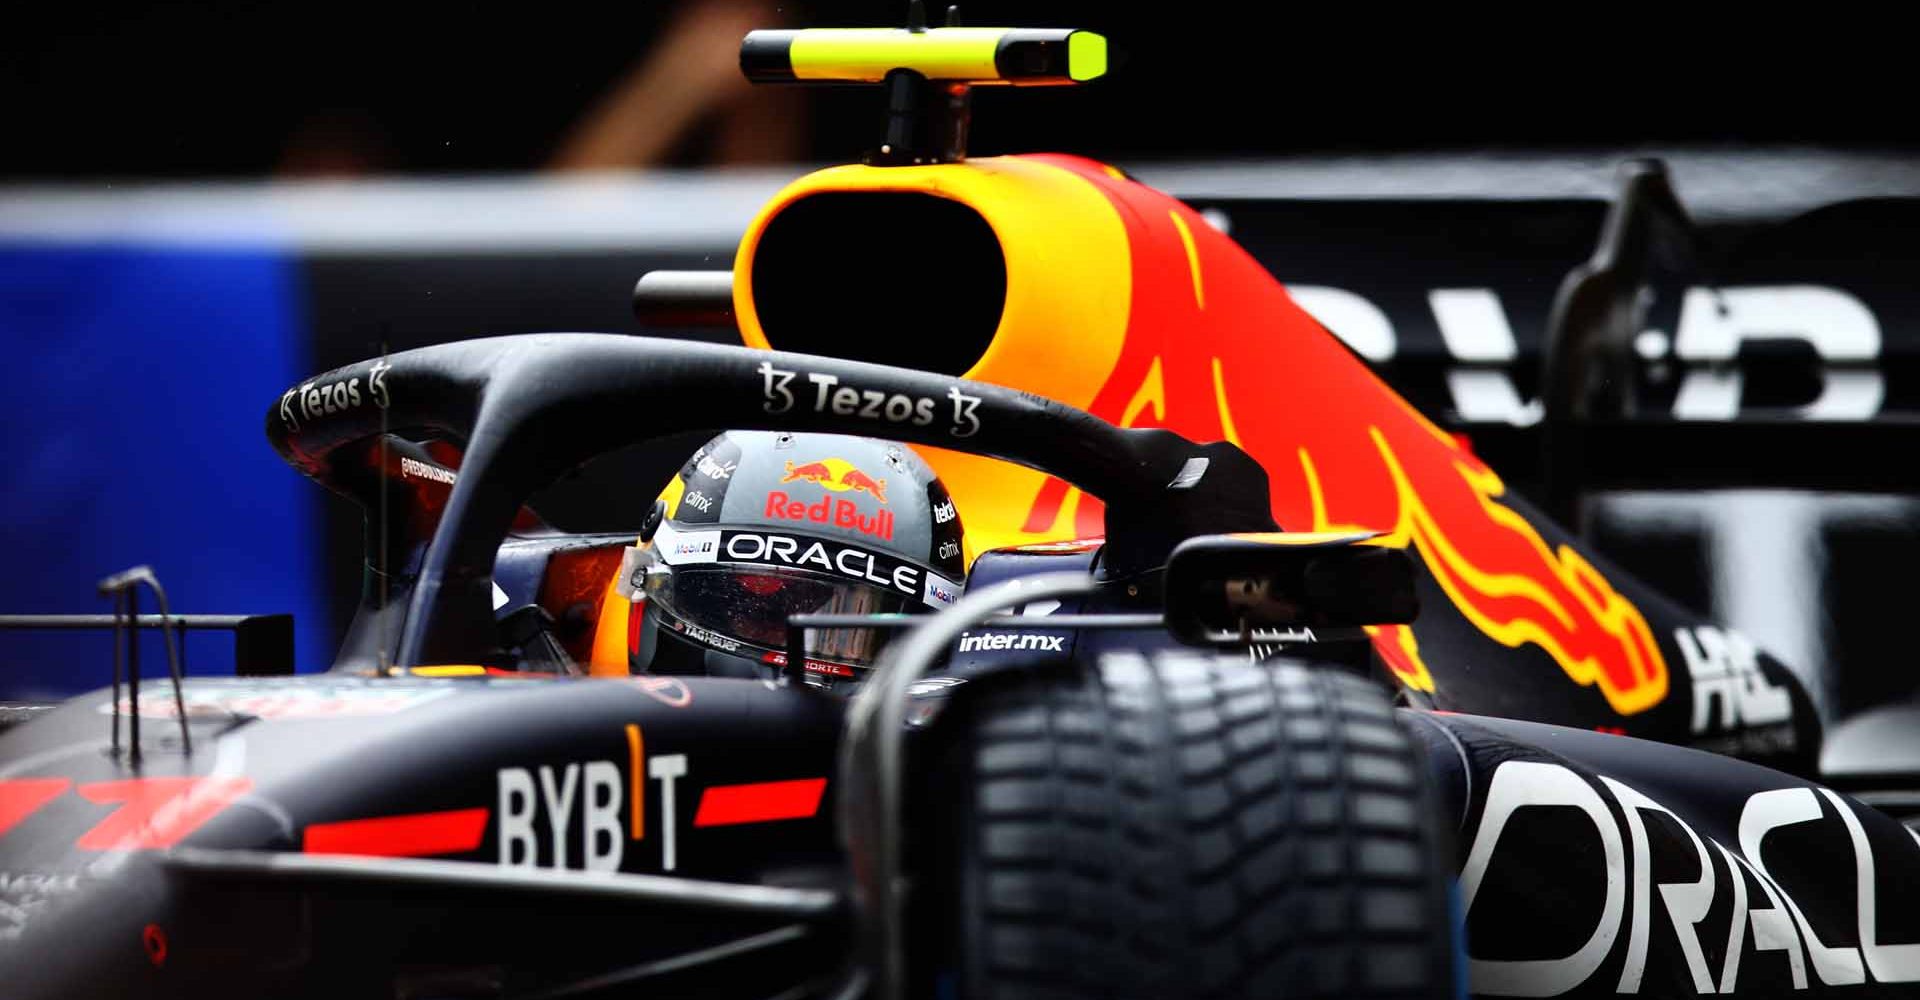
[736,153,1674,721]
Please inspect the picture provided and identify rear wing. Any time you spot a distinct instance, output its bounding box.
[1535,159,1920,517]
[0,566,293,755]
[0,613,292,677]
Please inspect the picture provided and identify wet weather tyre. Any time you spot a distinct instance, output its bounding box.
[918,650,1461,1000]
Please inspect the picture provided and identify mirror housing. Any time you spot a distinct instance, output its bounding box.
[1162,532,1418,646]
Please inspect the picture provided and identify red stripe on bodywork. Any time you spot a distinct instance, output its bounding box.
[0,778,72,837]
[694,778,827,828]
[303,807,490,857]
[75,777,254,850]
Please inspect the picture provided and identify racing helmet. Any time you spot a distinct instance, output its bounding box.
[614,431,966,684]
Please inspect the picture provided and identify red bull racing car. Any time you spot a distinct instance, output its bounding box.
[4,17,1919,1000]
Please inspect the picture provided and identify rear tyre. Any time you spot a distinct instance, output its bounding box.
[916,649,1460,1000]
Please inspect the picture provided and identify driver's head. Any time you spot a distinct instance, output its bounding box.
[612,431,966,686]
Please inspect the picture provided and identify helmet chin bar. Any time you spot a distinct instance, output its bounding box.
[646,600,868,687]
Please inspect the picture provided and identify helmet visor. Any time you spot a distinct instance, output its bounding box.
[643,562,918,667]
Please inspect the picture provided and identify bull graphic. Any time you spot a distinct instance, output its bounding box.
[781,459,888,504]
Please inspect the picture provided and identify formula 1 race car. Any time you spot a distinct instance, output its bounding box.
[5,17,1920,1000]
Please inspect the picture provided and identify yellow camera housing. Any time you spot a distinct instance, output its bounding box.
[741,27,1106,87]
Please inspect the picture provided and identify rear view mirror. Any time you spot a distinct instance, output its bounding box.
[1163,532,1418,646]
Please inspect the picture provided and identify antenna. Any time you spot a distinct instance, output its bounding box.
[378,337,392,674]
[98,566,192,759]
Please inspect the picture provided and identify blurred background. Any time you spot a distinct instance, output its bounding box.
[2,1,1915,721]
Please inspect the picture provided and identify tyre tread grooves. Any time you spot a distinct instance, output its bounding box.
[955,653,1453,1000]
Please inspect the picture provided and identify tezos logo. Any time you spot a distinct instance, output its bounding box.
[758,362,981,438]
[279,387,302,431]
[367,359,392,408]
[279,361,393,432]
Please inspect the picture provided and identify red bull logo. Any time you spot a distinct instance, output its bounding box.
[773,457,893,540]
[735,154,1670,722]
[765,491,895,540]
[994,156,1670,717]
[781,458,888,503]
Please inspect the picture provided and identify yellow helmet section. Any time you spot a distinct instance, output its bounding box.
[733,156,1133,556]
[586,465,687,675]
[655,468,688,522]
[742,27,1106,86]
[588,576,632,676]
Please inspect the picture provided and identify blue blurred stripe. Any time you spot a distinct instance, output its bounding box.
[0,244,326,697]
